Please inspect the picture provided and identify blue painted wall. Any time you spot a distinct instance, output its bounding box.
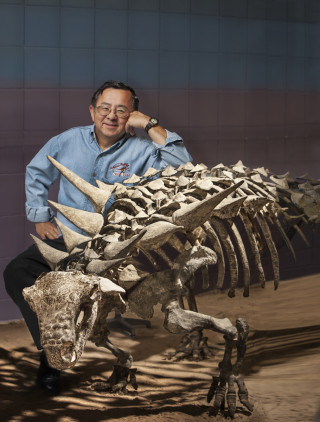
[0,0,319,320]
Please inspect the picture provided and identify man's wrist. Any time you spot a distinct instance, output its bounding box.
[145,117,159,133]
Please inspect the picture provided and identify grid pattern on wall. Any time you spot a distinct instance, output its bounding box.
[0,0,319,321]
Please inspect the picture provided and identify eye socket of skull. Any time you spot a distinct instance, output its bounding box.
[76,301,95,328]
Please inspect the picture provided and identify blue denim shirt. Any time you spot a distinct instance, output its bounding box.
[25,124,192,233]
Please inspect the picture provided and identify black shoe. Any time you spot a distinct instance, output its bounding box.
[36,351,61,395]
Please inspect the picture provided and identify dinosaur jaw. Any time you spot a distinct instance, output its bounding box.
[43,343,77,370]
[43,301,99,370]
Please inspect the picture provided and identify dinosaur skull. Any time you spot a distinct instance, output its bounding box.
[23,270,124,370]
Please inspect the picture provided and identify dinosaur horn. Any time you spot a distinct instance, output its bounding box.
[54,218,90,253]
[172,181,243,231]
[103,229,147,260]
[48,201,104,237]
[97,276,125,294]
[137,221,184,250]
[30,234,69,270]
[96,180,116,195]
[212,196,246,219]
[47,156,111,214]
[86,257,128,274]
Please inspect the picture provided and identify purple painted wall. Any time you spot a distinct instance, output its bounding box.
[0,0,319,321]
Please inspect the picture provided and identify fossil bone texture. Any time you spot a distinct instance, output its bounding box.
[23,157,320,418]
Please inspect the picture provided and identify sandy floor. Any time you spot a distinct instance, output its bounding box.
[1,274,320,422]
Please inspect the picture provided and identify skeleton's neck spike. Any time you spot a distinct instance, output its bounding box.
[30,234,69,270]
[47,156,111,214]
[54,218,90,253]
[48,200,104,237]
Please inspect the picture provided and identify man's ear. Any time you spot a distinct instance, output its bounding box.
[89,105,95,122]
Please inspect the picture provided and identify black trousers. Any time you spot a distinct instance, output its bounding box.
[3,238,67,350]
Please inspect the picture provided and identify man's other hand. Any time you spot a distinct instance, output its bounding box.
[35,222,60,240]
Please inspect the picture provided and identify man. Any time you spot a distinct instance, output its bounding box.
[4,80,192,395]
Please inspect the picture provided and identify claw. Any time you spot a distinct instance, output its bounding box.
[213,383,226,412]
[236,376,254,412]
[201,336,213,358]
[207,376,219,403]
[227,375,237,418]
[96,364,138,394]
[129,368,138,390]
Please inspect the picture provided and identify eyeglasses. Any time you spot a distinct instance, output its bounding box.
[95,105,130,119]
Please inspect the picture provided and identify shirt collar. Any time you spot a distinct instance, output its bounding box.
[90,125,131,151]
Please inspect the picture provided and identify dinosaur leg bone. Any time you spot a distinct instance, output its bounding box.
[89,338,137,393]
[162,301,253,418]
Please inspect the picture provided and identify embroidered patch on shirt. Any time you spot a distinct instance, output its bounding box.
[110,162,130,177]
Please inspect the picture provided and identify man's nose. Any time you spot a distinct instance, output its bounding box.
[107,109,118,119]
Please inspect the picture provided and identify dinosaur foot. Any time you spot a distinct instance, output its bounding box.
[89,365,138,394]
[166,330,213,361]
[207,374,253,418]
[207,318,253,418]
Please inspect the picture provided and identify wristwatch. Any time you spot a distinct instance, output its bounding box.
[145,117,159,133]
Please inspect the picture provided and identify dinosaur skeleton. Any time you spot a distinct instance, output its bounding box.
[23,156,319,418]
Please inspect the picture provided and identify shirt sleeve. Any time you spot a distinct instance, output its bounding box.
[152,130,193,168]
[25,135,62,223]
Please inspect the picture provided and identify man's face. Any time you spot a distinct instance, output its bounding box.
[89,88,133,146]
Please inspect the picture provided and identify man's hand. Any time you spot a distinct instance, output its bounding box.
[35,222,60,240]
[125,111,167,145]
[125,111,150,136]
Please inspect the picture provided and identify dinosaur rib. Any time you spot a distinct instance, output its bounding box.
[240,211,266,288]
[292,223,311,247]
[201,265,210,289]
[245,180,275,200]
[202,221,226,289]
[155,247,174,268]
[226,219,251,297]
[167,233,187,253]
[272,217,297,261]
[256,213,279,290]
[211,217,238,298]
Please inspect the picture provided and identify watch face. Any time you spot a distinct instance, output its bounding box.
[151,118,158,125]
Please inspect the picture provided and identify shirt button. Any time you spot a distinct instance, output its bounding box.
[93,173,96,177]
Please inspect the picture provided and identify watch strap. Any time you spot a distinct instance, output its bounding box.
[145,117,159,133]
